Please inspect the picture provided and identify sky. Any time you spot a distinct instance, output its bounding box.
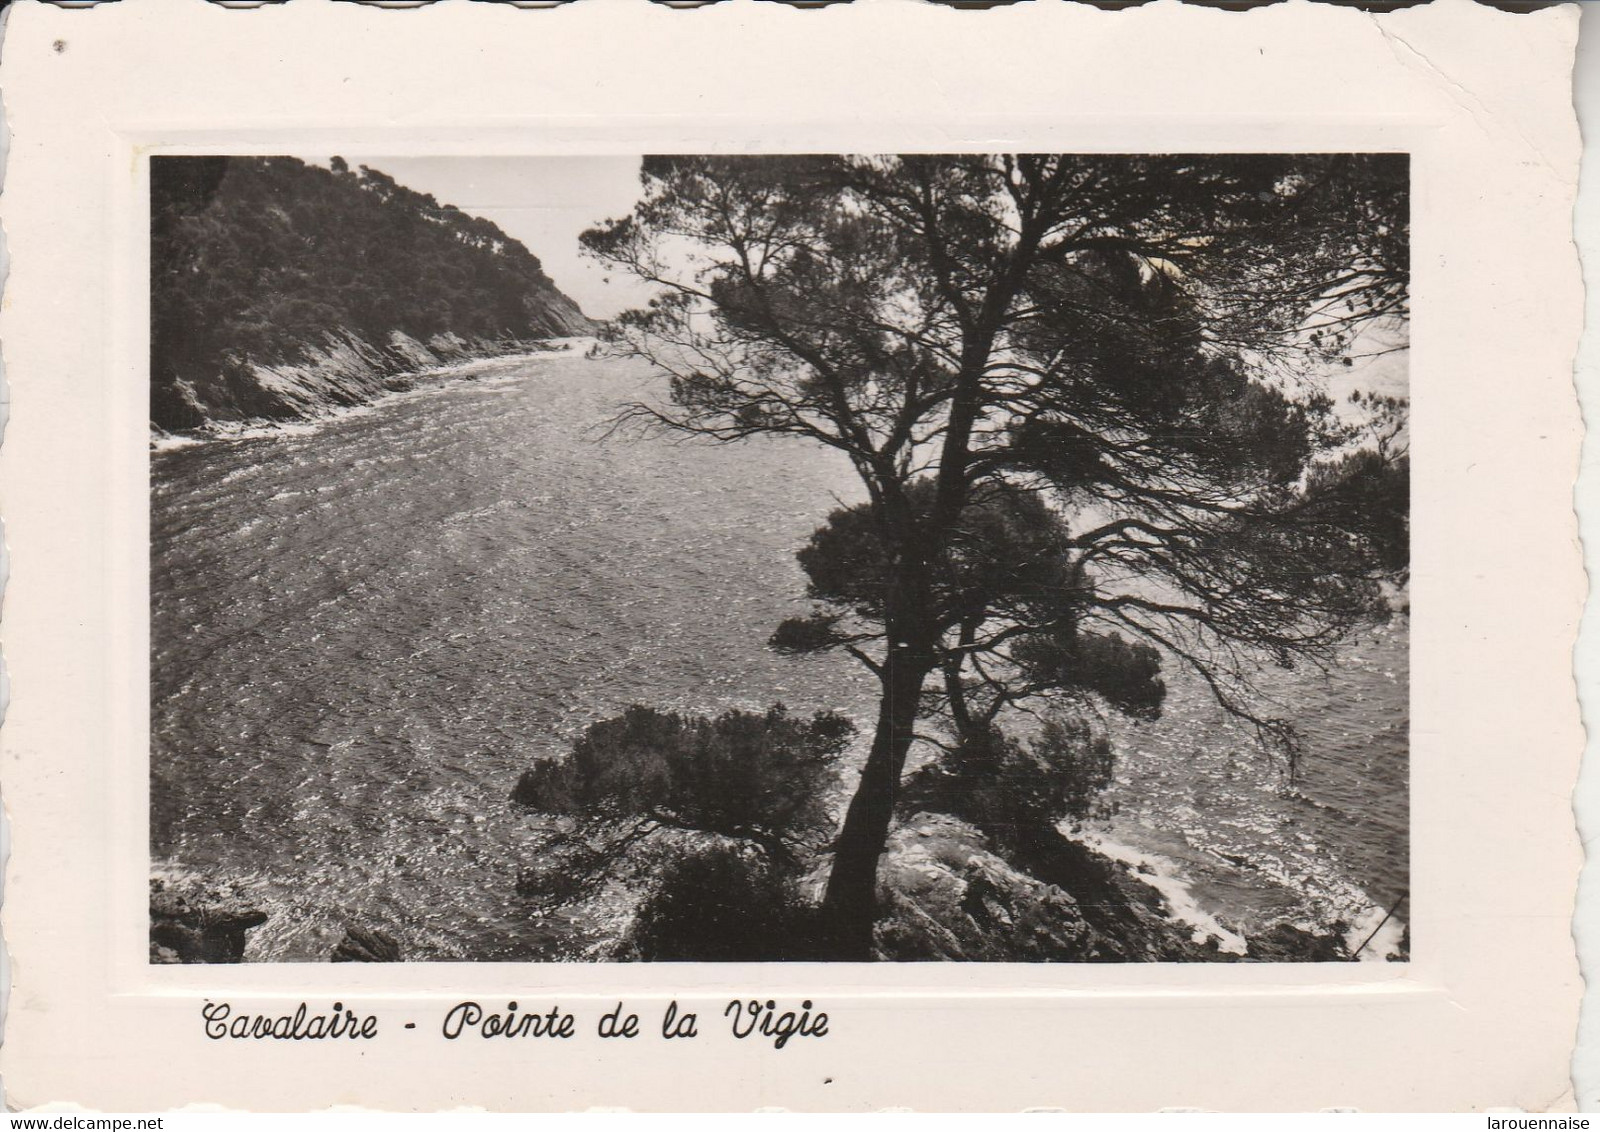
[330,155,653,320]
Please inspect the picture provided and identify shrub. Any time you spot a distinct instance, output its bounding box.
[513,704,854,862]
[900,718,1116,853]
[626,846,836,962]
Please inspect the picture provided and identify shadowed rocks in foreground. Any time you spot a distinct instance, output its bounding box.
[150,878,406,963]
[150,881,268,963]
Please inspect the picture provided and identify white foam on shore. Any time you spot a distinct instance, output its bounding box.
[1079,827,1409,961]
[1345,900,1408,961]
[1074,829,1250,955]
[542,335,599,352]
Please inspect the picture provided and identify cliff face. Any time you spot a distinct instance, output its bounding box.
[150,155,595,432]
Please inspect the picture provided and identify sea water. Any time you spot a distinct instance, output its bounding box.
[151,350,1407,961]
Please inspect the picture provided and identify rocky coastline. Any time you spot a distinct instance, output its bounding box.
[150,876,402,964]
[151,331,589,441]
[151,813,1358,965]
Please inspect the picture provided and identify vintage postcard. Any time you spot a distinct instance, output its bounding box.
[0,0,1584,1111]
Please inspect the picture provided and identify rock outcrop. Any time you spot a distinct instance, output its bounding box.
[331,924,404,963]
[1243,921,1353,962]
[875,815,1097,961]
[150,879,268,963]
[873,813,1225,962]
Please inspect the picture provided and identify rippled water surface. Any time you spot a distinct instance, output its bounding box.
[1101,618,1408,950]
[151,349,1407,960]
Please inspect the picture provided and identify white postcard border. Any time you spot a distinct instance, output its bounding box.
[0,0,1583,1111]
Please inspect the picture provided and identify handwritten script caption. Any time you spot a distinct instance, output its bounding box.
[201,998,829,1050]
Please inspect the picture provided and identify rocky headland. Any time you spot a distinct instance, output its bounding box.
[151,154,594,434]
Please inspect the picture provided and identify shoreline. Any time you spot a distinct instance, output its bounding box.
[151,336,598,452]
[152,830,1405,964]
[1077,826,1408,962]
[1073,830,1251,955]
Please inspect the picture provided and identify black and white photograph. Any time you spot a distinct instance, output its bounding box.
[147,152,1410,966]
[3,0,1585,1110]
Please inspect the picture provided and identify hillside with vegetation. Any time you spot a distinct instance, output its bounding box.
[150,155,592,432]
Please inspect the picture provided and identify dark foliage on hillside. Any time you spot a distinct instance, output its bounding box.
[150,155,591,430]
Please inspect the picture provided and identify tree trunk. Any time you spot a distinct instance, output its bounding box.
[821,651,931,959]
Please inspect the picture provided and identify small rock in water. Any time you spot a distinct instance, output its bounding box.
[331,924,403,963]
[509,769,544,808]
[1244,921,1351,962]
